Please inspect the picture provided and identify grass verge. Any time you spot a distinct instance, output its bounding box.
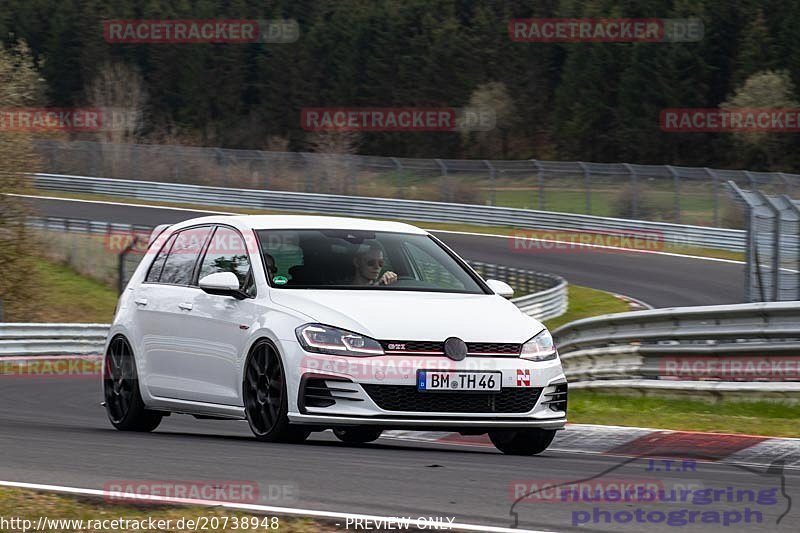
[32,259,117,323]
[545,285,631,330]
[22,190,744,261]
[0,487,331,532]
[568,391,800,438]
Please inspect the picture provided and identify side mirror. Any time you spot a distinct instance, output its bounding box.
[485,279,514,299]
[198,272,248,299]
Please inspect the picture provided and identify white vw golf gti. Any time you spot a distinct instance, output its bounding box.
[103,215,567,455]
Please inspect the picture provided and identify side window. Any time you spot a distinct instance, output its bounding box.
[198,227,253,294]
[145,234,176,283]
[404,242,466,290]
[159,227,213,286]
[259,231,304,282]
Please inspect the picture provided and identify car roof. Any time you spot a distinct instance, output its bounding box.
[170,214,428,234]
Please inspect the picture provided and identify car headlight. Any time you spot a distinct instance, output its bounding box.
[520,329,558,361]
[295,324,385,357]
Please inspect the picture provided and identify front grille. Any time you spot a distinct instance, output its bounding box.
[362,385,542,413]
[467,342,521,355]
[380,340,522,356]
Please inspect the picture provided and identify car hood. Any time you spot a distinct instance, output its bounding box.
[269,289,544,343]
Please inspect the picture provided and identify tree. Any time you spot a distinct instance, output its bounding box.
[0,41,46,320]
[462,81,517,158]
[721,70,798,169]
[86,61,148,145]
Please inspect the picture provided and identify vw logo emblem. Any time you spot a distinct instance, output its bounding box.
[443,337,468,361]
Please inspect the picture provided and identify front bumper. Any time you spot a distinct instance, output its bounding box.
[282,340,567,430]
[288,413,566,430]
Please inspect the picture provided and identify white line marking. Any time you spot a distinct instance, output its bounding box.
[10,193,744,264]
[0,480,552,533]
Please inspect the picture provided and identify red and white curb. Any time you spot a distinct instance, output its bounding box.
[383,424,800,468]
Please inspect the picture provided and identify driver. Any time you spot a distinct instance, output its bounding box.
[351,244,398,285]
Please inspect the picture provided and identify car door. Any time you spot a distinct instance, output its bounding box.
[134,225,213,401]
[181,225,259,405]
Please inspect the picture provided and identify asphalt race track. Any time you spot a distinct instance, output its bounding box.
[1,377,796,532]
[24,195,744,308]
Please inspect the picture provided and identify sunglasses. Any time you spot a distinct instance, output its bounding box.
[365,259,385,267]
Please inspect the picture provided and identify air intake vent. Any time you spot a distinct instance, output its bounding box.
[362,385,541,413]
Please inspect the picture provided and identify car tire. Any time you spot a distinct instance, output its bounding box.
[243,339,310,443]
[488,429,556,456]
[333,427,383,444]
[103,336,163,432]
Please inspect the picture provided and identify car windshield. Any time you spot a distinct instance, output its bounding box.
[256,229,486,293]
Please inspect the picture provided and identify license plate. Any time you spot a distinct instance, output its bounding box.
[417,371,502,392]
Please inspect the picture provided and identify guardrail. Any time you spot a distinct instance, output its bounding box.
[0,323,108,357]
[468,261,567,320]
[23,172,747,252]
[32,139,800,227]
[552,302,800,400]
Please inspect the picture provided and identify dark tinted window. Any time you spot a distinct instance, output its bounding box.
[159,227,212,286]
[256,229,485,293]
[198,227,254,295]
[145,233,176,283]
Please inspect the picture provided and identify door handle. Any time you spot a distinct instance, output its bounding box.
[178,302,193,311]
[134,298,148,306]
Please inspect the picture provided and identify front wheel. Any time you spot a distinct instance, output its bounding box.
[333,427,383,444]
[489,429,556,456]
[243,340,310,443]
[103,336,162,432]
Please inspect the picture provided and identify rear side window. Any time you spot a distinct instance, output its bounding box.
[198,226,254,295]
[145,234,176,283]
[158,227,213,286]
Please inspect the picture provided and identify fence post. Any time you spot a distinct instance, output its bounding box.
[622,163,637,219]
[666,165,681,223]
[577,161,590,214]
[0,298,4,322]
[435,159,449,202]
[118,236,140,295]
[777,172,792,195]
[785,195,800,301]
[759,193,781,302]
[300,153,313,192]
[484,160,496,206]
[705,168,719,227]
[532,159,544,210]
[391,157,404,199]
